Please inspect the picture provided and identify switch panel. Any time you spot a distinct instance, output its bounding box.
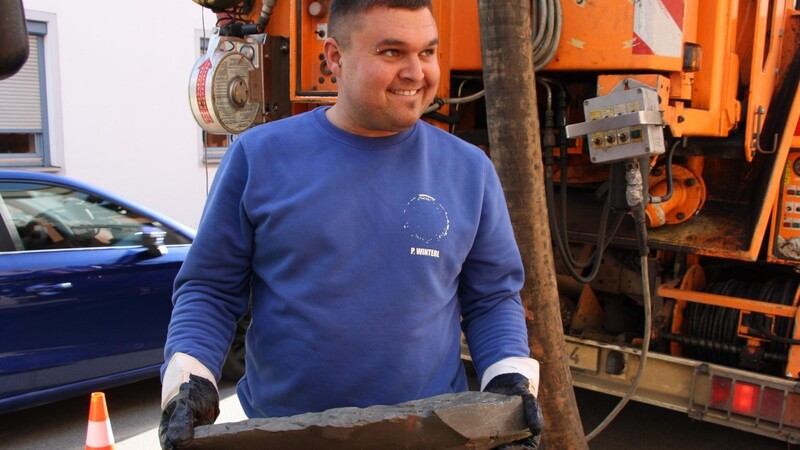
[774,151,800,260]
[566,87,665,164]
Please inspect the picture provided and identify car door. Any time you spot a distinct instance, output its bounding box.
[0,180,191,403]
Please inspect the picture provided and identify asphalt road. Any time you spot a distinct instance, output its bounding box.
[0,377,790,449]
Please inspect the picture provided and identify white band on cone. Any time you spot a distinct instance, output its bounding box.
[85,419,114,447]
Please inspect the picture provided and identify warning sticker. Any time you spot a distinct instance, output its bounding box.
[632,0,684,57]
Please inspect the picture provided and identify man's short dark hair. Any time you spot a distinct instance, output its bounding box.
[328,0,434,48]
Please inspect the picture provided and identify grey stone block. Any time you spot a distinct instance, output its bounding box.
[184,391,531,449]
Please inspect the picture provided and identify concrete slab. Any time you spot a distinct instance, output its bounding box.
[184,391,530,449]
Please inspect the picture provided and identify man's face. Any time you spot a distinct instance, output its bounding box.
[326,7,440,136]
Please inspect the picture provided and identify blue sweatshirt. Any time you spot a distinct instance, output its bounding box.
[164,106,529,418]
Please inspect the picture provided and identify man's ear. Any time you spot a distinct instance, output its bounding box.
[323,38,343,76]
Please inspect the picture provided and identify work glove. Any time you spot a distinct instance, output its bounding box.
[159,374,220,450]
[484,372,545,449]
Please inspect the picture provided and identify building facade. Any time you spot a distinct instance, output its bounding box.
[1,0,224,228]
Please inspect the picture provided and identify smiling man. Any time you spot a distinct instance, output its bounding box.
[159,1,544,449]
[324,3,439,135]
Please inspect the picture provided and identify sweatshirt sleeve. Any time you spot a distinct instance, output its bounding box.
[458,158,531,380]
[161,138,255,382]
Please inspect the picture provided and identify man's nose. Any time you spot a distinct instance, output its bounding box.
[400,55,425,81]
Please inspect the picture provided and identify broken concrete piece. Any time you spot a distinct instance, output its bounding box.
[184,391,531,449]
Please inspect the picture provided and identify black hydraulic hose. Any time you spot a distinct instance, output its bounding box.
[557,137,625,268]
[552,79,625,265]
[556,95,622,269]
[649,139,681,204]
[548,181,624,282]
[750,325,800,345]
[539,77,624,282]
[538,77,653,440]
[662,331,790,363]
[587,161,652,442]
[546,174,612,283]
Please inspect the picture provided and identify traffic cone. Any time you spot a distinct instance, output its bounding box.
[85,392,115,450]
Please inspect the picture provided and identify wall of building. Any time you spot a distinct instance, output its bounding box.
[22,0,219,229]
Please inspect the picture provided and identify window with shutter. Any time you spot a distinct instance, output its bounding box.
[0,21,49,167]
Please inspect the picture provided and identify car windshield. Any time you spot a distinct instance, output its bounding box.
[0,181,191,251]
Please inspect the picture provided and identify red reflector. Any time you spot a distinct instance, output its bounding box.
[709,376,800,426]
[732,382,760,416]
[709,376,732,409]
[787,394,800,427]
[760,388,784,423]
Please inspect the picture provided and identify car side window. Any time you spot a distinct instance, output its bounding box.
[0,181,190,251]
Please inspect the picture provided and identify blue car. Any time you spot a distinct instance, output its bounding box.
[0,171,196,414]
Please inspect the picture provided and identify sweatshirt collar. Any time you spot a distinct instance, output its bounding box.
[313,106,417,149]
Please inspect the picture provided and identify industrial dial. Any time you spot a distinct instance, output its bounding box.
[189,31,264,135]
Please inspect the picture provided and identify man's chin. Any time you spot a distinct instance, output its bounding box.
[390,116,423,131]
[383,109,424,129]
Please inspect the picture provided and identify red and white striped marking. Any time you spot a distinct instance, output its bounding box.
[632,0,684,57]
[85,392,115,450]
[195,58,214,124]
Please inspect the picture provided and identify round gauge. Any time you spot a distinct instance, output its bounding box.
[793,156,800,176]
[189,51,260,134]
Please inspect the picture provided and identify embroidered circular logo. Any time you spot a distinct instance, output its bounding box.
[403,194,450,243]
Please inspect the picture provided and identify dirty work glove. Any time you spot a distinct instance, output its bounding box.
[484,372,545,449]
[159,374,220,450]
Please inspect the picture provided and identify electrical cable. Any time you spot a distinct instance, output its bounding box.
[424,91,485,115]
[530,0,547,52]
[200,5,211,197]
[586,253,652,442]
[449,79,480,134]
[532,0,562,71]
[425,0,562,115]
[215,3,253,28]
[586,161,652,442]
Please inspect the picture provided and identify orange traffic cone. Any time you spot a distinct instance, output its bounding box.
[85,392,115,450]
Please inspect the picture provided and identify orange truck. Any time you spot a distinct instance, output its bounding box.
[189,0,800,443]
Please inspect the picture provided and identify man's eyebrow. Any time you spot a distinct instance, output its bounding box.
[374,37,440,50]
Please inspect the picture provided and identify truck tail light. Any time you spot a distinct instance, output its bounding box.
[708,376,800,427]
